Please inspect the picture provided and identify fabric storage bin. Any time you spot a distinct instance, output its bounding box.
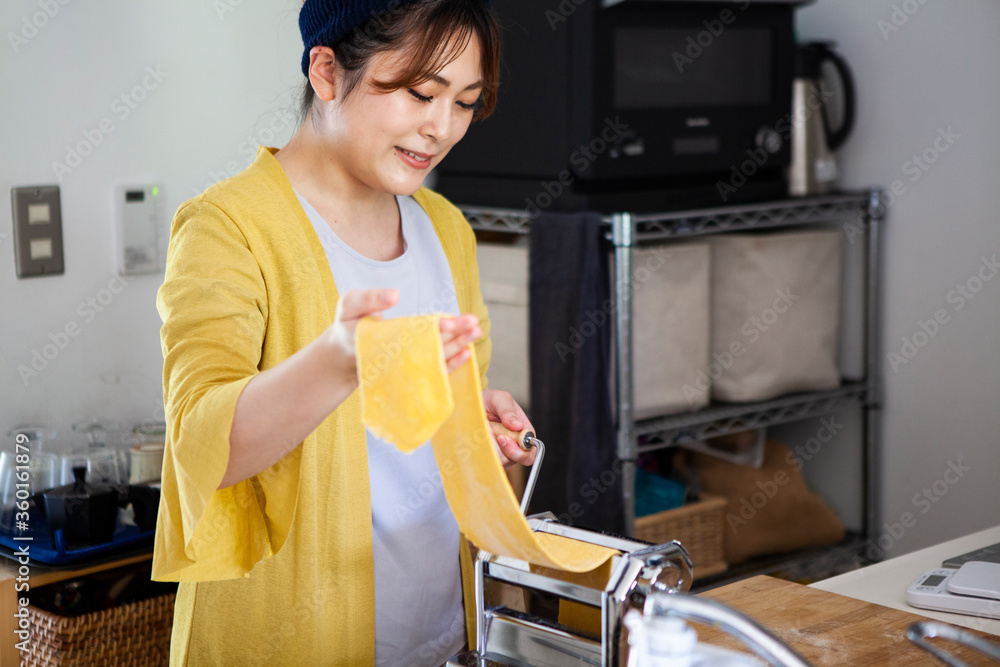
[22,592,175,666]
[477,242,530,408]
[691,439,845,566]
[612,243,711,418]
[709,230,842,402]
[634,494,728,579]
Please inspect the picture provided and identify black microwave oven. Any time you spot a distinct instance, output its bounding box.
[436,0,802,212]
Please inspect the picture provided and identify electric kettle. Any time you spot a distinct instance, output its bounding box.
[789,42,856,196]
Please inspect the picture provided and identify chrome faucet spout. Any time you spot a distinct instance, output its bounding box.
[639,592,813,667]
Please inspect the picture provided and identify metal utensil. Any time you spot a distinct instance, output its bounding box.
[490,423,545,515]
[907,621,1000,667]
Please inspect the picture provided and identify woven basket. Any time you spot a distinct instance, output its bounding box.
[21,593,175,667]
[634,494,728,579]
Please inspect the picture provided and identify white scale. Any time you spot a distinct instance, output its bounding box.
[906,561,1000,619]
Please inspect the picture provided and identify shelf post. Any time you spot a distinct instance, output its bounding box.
[612,212,636,536]
[863,188,886,547]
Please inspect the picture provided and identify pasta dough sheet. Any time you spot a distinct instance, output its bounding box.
[357,315,617,573]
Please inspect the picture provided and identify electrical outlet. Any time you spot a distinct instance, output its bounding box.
[11,185,65,278]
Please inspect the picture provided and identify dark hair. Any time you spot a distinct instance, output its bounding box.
[300,0,501,124]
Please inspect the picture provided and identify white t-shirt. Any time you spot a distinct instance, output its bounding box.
[295,190,466,666]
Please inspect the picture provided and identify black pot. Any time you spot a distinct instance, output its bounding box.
[33,466,123,548]
[126,484,160,533]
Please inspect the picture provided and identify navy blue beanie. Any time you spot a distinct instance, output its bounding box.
[299,0,490,77]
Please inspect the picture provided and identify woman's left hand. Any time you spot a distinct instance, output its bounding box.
[483,390,537,469]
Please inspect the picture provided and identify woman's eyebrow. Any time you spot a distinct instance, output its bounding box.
[430,73,483,91]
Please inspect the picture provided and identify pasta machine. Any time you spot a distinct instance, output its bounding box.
[446,513,695,667]
[450,427,811,667]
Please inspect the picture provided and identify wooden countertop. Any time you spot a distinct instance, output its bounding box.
[698,576,999,665]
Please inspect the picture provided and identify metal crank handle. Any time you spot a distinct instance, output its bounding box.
[490,423,546,516]
[490,423,541,450]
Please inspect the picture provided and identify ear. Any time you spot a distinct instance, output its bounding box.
[307,46,338,102]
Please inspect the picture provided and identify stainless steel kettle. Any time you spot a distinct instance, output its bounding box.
[789,42,856,196]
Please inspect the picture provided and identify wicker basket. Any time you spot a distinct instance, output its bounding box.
[21,593,175,667]
[634,494,728,579]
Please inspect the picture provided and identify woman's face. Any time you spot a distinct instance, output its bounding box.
[328,35,483,198]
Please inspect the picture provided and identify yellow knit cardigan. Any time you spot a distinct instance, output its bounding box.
[153,146,490,665]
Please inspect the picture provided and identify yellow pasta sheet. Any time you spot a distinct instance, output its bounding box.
[357,315,616,573]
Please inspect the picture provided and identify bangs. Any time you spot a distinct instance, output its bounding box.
[366,1,501,119]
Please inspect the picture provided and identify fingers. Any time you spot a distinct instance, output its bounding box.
[441,315,480,372]
[336,288,399,323]
[444,347,471,373]
[497,436,536,467]
[439,314,480,337]
[483,390,536,467]
[332,300,478,371]
[483,390,530,433]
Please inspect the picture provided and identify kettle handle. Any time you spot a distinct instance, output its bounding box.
[817,43,856,151]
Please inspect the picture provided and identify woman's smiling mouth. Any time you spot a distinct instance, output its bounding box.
[395,146,434,169]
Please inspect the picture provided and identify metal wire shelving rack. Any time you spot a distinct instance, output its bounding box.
[460,188,886,584]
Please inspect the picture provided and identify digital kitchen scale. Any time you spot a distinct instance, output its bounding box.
[905,562,1000,619]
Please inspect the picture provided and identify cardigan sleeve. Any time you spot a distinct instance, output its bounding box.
[152,199,295,582]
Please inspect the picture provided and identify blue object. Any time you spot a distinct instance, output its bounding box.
[0,504,153,566]
[634,468,687,518]
[299,0,493,77]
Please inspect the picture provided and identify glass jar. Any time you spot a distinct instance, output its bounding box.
[129,421,165,484]
[60,418,126,487]
[1,425,60,532]
[2,425,60,499]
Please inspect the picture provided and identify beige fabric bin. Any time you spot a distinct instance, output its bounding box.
[477,242,530,408]
[709,230,842,402]
[612,243,711,418]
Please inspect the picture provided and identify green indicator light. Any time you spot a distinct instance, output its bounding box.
[152,186,159,197]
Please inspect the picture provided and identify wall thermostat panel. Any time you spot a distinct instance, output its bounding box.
[11,185,65,278]
[114,183,163,275]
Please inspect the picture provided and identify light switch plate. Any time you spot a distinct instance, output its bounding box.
[11,185,65,278]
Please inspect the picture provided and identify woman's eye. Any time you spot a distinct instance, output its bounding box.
[458,94,485,112]
[408,89,432,103]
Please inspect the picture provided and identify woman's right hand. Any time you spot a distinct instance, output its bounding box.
[325,288,400,382]
[223,288,482,489]
[224,288,402,489]
[325,288,482,382]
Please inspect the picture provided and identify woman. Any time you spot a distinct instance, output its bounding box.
[153,1,534,664]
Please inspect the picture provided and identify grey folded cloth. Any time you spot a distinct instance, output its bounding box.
[527,211,623,535]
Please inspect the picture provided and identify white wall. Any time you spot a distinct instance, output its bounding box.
[1,1,302,452]
[793,0,1000,557]
[2,1,998,558]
